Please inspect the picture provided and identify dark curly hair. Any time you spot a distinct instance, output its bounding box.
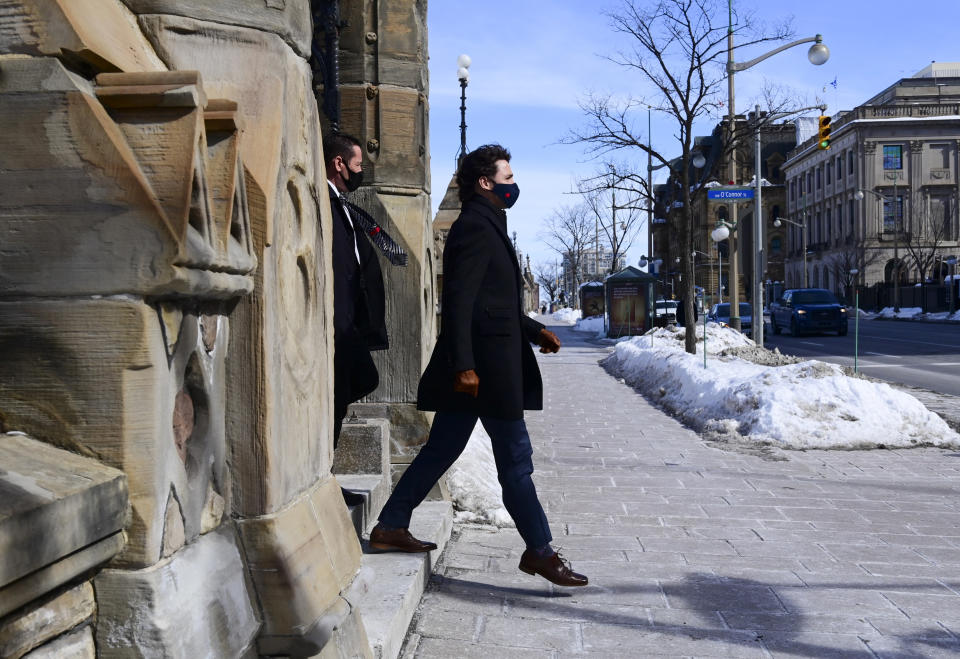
[456,144,511,202]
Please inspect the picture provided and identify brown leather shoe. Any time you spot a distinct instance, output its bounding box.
[519,549,588,587]
[369,524,437,553]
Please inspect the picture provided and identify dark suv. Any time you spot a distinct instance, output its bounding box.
[770,288,848,336]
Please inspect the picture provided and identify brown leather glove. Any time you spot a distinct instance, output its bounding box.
[454,369,479,397]
[537,328,561,354]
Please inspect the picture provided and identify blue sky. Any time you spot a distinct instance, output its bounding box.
[427,1,960,272]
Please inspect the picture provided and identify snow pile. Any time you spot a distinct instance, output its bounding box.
[527,310,538,318]
[875,307,960,322]
[445,423,514,527]
[925,310,960,322]
[878,306,923,319]
[551,307,581,323]
[603,323,959,450]
[573,315,605,336]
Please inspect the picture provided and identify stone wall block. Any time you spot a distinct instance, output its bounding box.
[0,582,95,659]
[21,625,94,659]
[0,434,127,590]
[339,0,428,91]
[0,300,230,567]
[0,0,166,73]
[236,477,361,639]
[94,526,259,658]
[122,0,312,57]
[0,59,254,299]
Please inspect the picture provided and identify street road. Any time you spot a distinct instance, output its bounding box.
[762,318,960,396]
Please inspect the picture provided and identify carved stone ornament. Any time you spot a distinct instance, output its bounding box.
[863,142,877,155]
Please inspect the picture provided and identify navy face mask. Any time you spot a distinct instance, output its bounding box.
[492,182,520,208]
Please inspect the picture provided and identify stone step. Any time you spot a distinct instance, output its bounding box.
[345,501,453,659]
[337,473,391,536]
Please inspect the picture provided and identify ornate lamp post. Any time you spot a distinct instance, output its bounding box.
[456,54,471,167]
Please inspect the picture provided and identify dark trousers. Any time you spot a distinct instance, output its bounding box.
[378,411,552,549]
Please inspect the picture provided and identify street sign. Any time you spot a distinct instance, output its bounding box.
[707,188,754,201]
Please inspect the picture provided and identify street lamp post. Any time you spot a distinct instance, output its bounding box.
[773,216,806,289]
[850,268,860,373]
[948,256,958,316]
[726,0,828,330]
[456,54,471,167]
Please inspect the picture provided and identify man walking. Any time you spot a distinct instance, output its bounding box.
[369,144,588,587]
[324,132,386,506]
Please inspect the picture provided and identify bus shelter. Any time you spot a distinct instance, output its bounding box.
[604,266,657,338]
[579,282,604,317]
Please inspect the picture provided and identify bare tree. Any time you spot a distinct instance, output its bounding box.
[540,204,593,307]
[566,0,792,353]
[534,261,561,304]
[903,192,952,284]
[579,166,646,275]
[828,240,883,305]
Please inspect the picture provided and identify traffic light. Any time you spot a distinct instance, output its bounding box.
[817,115,832,150]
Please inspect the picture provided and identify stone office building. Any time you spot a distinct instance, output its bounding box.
[782,63,960,301]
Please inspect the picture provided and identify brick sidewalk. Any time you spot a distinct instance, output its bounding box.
[401,322,960,658]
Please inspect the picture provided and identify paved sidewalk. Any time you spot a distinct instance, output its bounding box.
[400,321,960,658]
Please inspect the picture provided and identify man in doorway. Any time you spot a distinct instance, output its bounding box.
[324,132,386,506]
[369,144,588,587]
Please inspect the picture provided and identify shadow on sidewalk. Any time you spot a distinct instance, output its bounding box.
[425,572,957,657]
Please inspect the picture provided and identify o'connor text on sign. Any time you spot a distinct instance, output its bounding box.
[707,189,755,201]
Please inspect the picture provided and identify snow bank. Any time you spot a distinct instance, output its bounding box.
[603,323,959,450]
[878,306,923,319]
[527,310,538,318]
[551,307,581,323]
[445,423,514,527]
[875,307,960,322]
[573,315,605,336]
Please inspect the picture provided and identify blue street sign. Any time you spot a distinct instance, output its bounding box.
[707,188,754,201]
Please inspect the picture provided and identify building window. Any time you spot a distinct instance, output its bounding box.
[930,195,952,239]
[930,143,950,169]
[849,199,855,237]
[836,204,842,239]
[790,179,796,201]
[807,171,813,192]
[816,167,822,189]
[770,236,782,254]
[836,156,842,180]
[883,145,903,170]
[825,162,831,185]
[816,211,822,242]
[825,208,832,242]
[848,151,855,175]
[883,194,904,232]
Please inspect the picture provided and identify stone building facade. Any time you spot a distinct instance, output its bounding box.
[782,64,960,300]
[0,2,445,658]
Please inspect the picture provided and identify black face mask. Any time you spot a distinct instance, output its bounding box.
[343,166,364,193]
[492,182,520,208]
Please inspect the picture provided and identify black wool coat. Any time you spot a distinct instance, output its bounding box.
[417,195,545,420]
[331,189,386,408]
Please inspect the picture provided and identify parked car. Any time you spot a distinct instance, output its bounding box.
[654,299,678,323]
[770,288,848,336]
[707,302,753,336]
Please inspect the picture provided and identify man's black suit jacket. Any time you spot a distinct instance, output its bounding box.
[417,195,545,420]
[331,189,386,409]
